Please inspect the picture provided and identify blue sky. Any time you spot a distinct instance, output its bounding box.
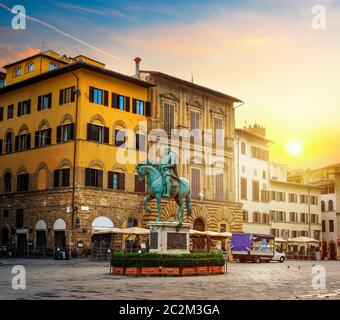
[0,0,340,169]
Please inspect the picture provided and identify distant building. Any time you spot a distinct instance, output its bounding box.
[235,125,322,243]
[288,164,340,259]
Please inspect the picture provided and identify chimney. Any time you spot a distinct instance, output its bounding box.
[134,56,141,79]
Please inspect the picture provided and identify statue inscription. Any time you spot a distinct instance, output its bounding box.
[167,233,187,250]
[150,232,158,250]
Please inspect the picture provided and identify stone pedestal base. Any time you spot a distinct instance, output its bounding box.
[148,221,192,254]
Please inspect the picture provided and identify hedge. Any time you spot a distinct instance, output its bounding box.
[111,252,225,268]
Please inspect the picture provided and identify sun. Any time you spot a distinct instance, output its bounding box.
[286,139,303,156]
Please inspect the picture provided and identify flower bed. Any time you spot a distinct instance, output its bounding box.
[110,253,225,276]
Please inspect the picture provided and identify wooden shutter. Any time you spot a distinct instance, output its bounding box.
[61,168,70,187]
[46,128,52,145]
[89,87,94,102]
[118,173,125,190]
[87,123,92,141]
[104,127,109,144]
[111,93,118,108]
[164,103,174,135]
[37,96,42,111]
[125,96,130,112]
[85,168,91,186]
[27,134,31,149]
[70,123,75,140]
[132,98,137,113]
[145,101,151,116]
[35,131,39,147]
[0,139,2,155]
[97,170,103,188]
[27,99,31,114]
[191,169,200,198]
[15,136,19,151]
[48,93,52,109]
[71,86,76,102]
[54,170,60,187]
[17,102,22,116]
[0,107,3,121]
[108,171,114,189]
[103,90,108,106]
[59,89,63,105]
[56,126,61,143]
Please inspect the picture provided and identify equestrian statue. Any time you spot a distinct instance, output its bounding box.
[136,147,192,225]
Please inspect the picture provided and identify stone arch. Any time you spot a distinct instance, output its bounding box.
[58,159,72,169]
[53,218,66,230]
[38,119,50,130]
[16,165,28,175]
[112,120,127,130]
[92,216,114,229]
[90,114,106,126]
[133,124,147,136]
[88,159,105,170]
[187,204,215,231]
[60,113,74,125]
[3,167,13,176]
[18,124,29,135]
[111,164,127,173]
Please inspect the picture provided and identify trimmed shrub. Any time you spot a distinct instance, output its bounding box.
[111,252,224,268]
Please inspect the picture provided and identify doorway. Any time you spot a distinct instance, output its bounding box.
[193,218,205,252]
[17,234,27,256]
[329,242,337,260]
[36,231,46,250]
[54,231,66,249]
[1,227,9,246]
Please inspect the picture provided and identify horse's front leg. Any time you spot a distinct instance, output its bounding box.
[144,194,153,214]
[178,197,185,224]
[155,193,162,222]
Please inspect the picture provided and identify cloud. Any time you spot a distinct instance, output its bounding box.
[0,46,40,66]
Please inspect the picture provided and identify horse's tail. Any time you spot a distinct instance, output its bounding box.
[186,190,192,217]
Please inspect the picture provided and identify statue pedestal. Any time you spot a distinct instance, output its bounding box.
[148,221,192,254]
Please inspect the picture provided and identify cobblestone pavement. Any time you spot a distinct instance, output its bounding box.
[0,259,339,300]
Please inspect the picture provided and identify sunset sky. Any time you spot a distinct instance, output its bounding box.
[0,0,339,170]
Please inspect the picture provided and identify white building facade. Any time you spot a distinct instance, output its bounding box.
[235,125,322,242]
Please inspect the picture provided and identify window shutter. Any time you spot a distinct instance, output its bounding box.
[17,102,22,116]
[0,139,3,155]
[15,136,19,152]
[35,131,39,147]
[87,123,92,141]
[56,126,61,143]
[70,123,75,140]
[118,173,125,190]
[97,170,103,188]
[145,101,151,116]
[111,93,118,108]
[59,89,63,105]
[85,168,91,186]
[108,171,113,189]
[134,175,145,193]
[103,90,108,106]
[47,128,52,145]
[48,93,52,109]
[37,96,42,111]
[54,170,60,187]
[27,134,31,149]
[27,99,31,114]
[89,86,94,102]
[0,107,3,121]
[71,86,76,102]
[125,96,130,112]
[132,98,137,113]
[104,127,109,144]
[63,169,70,187]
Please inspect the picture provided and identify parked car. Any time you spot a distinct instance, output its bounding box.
[272,250,285,263]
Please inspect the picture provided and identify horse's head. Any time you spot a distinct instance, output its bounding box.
[136,163,146,181]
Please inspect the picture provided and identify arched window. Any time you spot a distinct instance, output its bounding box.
[321,201,325,212]
[35,122,51,148]
[4,172,12,192]
[193,218,205,231]
[16,127,31,152]
[329,200,334,211]
[26,62,34,73]
[5,132,13,154]
[114,125,126,146]
[13,67,22,77]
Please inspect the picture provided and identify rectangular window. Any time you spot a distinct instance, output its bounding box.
[261,190,270,203]
[243,211,248,222]
[7,104,14,119]
[15,134,30,151]
[191,168,200,199]
[17,100,31,116]
[114,129,126,146]
[85,168,103,188]
[253,212,261,223]
[17,174,29,192]
[134,175,145,193]
[190,111,200,140]
[108,171,125,190]
[262,213,270,224]
[215,173,224,201]
[214,117,223,146]
[322,220,326,232]
[262,171,266,179]
[164,103,174,136]
[240,178,247,200]
[26,63,34,73]
[14,67,22,77]
[54,169,70,187]
[241,142,246,155]
[252,180,259,201]
[89,86,108,106]
[38,93,52,111]
[35,129,51,147]
[0,107,3,121]
[57,123,74,143]
[48,63,58,71]
[112,93,130,111]
[289,212,298,222]
[135,134,146,151]
[16,209,24,228]
[59,86,75,105]
[300,194,308,204]
[132,99,145,115]
[87,124,109,144]
[329,220,334,232]
[289,193,297,203]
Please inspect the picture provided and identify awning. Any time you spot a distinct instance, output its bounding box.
[287,236,320,244]
[92,227,150,235]
[189,230,232,239]
[275,237,288,243]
